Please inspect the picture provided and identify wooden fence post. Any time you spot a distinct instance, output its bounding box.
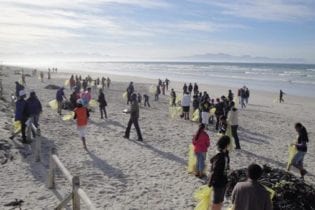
[48,148,56,189]
[72,176,80,210]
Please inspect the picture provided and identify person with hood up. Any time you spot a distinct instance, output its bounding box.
[26,90,42,137]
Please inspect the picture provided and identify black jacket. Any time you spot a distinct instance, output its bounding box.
[98,92,107,107]
[208,151,230,188]
[296,127,309,152]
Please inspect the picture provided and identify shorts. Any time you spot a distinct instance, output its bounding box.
[212,187,226,204]
[77,126,86,138]
[183,106,190,112]
[292,151,306,167]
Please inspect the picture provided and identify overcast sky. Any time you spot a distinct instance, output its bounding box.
[1,0,315,62]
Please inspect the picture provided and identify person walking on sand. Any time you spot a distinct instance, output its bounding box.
[228,101,241,149]
[26,90,42,137]
[165,78,170,91]
[181,91,191,120]
[124,93,143,141]
[143,94,150,107]
[232,164,272,210]
[10,90,28,143]
[137,93,142,104]
[98,89,108,119]
[155,85,161,101]
[279,90,285,103]
[288,123,309,179]
[74,99,90,150]
[170,89,176,107]
[192,124,210,178]
[208,135,230,210]
[40,71,44,82]
[56,87,67,115]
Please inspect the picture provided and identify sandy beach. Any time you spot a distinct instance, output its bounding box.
[0,65,314,210]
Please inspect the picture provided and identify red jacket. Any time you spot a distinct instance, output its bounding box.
[193,131,210,153]
[74,106,89,127]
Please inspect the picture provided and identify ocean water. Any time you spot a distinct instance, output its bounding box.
[59,62,315,97]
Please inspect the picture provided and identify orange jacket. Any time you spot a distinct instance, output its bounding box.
[74,107,89,126]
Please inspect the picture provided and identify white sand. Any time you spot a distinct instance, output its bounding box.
[0,65,314,209]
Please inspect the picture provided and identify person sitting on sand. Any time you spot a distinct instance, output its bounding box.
[124,93,143,141]
[98,88,107,119]
[181,91,191,120]
[10,90,28,143]
[288,123,309,179]
[192,124,210,178]
[74,99,90,150]
[231,164,272,210]
[208,135,230,210]
[143,94,150,107]
[56,87,67,115]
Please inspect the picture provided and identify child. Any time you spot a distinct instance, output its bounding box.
[192,124,210,178]
[74,99,90,150]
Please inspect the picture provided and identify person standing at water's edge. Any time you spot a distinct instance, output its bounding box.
[74,99,90,150]
[231,164,272,210]
[192,124,210,178]
[208,136,230,210]
[279,90,285,103]
[288,123,309,179]
[124,93,143,141]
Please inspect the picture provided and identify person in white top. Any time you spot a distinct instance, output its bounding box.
[228,101,241,149]
[181,91,191,120]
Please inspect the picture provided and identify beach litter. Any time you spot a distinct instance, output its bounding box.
[44,84,60,90]
[226,165,315,210]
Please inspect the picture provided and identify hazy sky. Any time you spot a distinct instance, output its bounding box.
[1,0,315,62]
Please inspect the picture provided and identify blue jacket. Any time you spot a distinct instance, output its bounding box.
[56,89,64,102]
[15,99,28,121]
[26,96,42,115]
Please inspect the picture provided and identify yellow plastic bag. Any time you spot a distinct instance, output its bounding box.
[122,91,128,99]
[192,109,200,122]
[49,99,58,110]
[188,144,197,173]
[13,120,21,133]
[169,107,182,119]
[64,79,69,87]
[287,145,298,169]
[209,108,216,116]
[264,186,276,200]
[193,185,212,210]
[89,99,98,107]
[62,112,75,121]
[149,85,156,94]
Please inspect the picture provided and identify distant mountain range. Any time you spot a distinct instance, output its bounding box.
[180,53,306,63]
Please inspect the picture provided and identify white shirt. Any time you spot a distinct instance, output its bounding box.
[181,94,191,107]
[228,109,239,125]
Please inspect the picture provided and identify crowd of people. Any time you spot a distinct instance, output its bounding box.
[8,69,310,210]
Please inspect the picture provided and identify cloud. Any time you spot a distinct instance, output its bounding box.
[209,0,315,22]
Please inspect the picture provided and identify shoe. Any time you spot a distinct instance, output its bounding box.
[9,136,14,140]
[301,169,307,178]
[137,139,143,141]
[123,136,129,139]
[235,147,241,150]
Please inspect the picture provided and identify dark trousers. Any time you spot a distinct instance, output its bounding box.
[215,115,220,130]
[21,120,27,142]
[172,98,176,106]
[100,106,107,119]
[125,117,143,140]
[231,125,241,149]
[144,100,150,107]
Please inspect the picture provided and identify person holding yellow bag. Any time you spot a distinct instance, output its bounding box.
[192,124,210,178]
[207,136,230,210]
[288,123,309,179]
[231,164,272,210]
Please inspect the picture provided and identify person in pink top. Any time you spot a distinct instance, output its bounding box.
[192,123,210,178]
